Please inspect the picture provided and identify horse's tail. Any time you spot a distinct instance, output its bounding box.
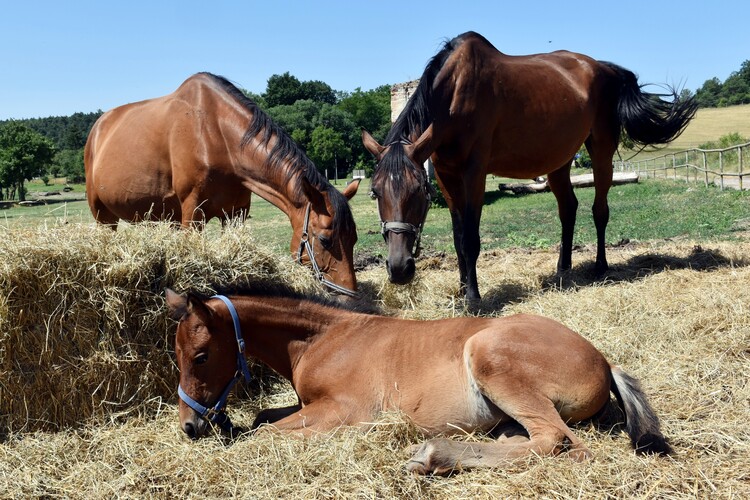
[605,61,698,147]
[609,365,672,455]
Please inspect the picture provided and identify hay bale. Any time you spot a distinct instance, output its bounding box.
[0,222,318,433]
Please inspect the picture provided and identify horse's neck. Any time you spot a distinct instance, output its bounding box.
[236,296,349,380]
[224,114,308,216]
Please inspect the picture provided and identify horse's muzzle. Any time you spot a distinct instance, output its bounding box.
[181,413,210,439]
[386,256,416,285]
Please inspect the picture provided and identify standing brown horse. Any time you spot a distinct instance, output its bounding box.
[166,287,670,475]
[362,31,697,300]
[85,73,359,296]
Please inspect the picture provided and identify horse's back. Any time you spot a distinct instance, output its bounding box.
[435,34,616,176]
[85,75,223,224]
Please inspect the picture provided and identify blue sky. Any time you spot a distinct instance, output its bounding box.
[1,1,747,120]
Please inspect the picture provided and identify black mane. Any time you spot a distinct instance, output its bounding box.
[198,72,354,235]
[376,33,471,190]
[384,33,468,145]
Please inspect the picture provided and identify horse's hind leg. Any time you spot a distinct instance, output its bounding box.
[547,164,578,272]
[407,398,590,475]
[407,333,593,475]
[586,135,616,275]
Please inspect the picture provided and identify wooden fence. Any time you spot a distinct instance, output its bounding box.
[614,141,749,191]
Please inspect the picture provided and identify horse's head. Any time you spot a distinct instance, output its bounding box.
[293,179,360,297]
[362,130,434,285]
[166,289,249,439]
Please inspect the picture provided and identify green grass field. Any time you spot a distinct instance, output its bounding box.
[4,176,749,266]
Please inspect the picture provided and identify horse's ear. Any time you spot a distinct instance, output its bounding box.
[165,288,188,320]
[361,129,384,159]
[342,179,360,200]
[406,125,434,165]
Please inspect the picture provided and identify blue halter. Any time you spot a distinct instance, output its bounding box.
[177,295,251,433]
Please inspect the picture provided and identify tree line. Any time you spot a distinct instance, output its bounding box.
[2,59,749,201]
[0,74,390,201]
[694,60,750,108]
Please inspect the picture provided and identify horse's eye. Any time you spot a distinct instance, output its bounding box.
[194,353,208,365]
[369,190,379,200]
[318,234,332,250]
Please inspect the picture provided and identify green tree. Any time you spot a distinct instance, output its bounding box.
[695,77,723,108]
[54,148,85,183]
[264,72,305,107]
[719,72,750,106]
[338,85,391,137]
[267,99,324,152]
[0,121,55,201]
[300,80,336,104]
[309,126,347,178]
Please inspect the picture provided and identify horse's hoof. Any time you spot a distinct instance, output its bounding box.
[406,439,459,476]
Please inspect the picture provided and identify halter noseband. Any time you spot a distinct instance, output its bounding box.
[296,203,359,298]
[373,185,431,259]
[177,295,251,433]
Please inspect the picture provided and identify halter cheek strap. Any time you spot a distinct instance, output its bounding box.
[296,203,359,298]
[177,294,251,433]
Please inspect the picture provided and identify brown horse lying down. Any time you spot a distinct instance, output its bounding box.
[166,287,670,475]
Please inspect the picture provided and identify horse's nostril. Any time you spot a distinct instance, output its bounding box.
[405,258,415,274]
[183,422,197,440]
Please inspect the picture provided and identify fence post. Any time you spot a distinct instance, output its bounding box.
[740,146,744,191]
[719,150,724,191]
[702,151,708,187]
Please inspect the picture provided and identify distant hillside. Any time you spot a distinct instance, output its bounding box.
[623,104,750,160]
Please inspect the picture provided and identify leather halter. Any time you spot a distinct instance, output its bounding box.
[372,138,432,258]
[177,295,251,433]
[376,196,430,259]
[296,203,359,298]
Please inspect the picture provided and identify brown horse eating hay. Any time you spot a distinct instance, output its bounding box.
[166,287,671,475]
[362,31,697,301]
[85,73,359,296]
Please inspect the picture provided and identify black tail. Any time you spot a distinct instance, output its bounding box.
[610,366,672,455]
[604,62,698,147]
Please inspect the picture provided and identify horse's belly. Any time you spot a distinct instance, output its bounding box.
[395,371,507,436]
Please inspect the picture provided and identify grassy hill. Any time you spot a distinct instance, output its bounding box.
[622,104,750,160]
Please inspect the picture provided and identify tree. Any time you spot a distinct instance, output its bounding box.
[267,99,324,152]
[719,72,750,106]
[695,77,722,108]
[264,72,305,107]
[338,85,391,136]
[54,148,85,183]
[308,126,348,178]
[300,80,336,104]
[0,121,55,201]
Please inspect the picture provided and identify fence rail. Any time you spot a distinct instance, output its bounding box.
[614,141,749,191]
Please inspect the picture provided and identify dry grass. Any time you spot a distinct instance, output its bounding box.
[1,223,749,498]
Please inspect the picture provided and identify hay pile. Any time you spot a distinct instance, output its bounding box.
[1,224,749,497]
[0,222,319,433]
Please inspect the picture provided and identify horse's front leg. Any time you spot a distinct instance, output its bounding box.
[254,400,364,437]
[459,203,482,302]
[251,403,302,429]
[448,208,469,295]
